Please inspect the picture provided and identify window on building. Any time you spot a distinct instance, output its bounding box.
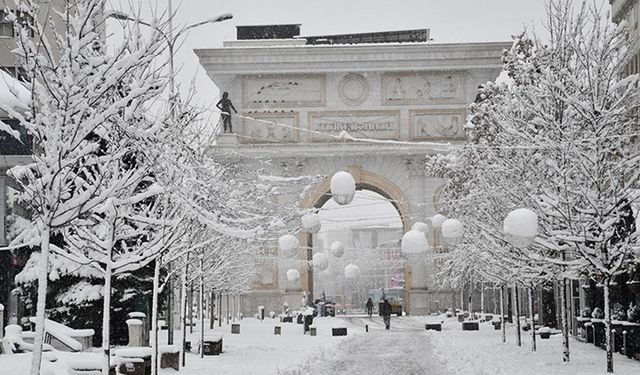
[0,10,12,37]
[1,67,30,82]
[0,10,34,38]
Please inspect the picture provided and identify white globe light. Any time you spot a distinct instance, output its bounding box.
[412,222,429,233]
[330,171,356,205]
[430,214,447,229]
[330,241,345,258]
[503,208,538,248]
[344,264,361,279]
[441,219,463,243]
[301,212,321,234]
[286,269,300,282]
[313,252,329,271]
[401,230,428,254]
[278,234,299,258]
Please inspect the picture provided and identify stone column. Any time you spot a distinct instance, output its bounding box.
[128,312,148,346]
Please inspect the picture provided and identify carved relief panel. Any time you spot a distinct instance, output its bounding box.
[382,72,466,104]
[410,110,467,140]
[308,111,400,141]
[243,74,325,108]
[241,112,299,144]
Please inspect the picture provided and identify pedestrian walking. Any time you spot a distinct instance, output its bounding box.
[380,299,392,330]
[366,297,374,317]
[216,91,237,133]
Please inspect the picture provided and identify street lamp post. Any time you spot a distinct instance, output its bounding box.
[503,208,538,351]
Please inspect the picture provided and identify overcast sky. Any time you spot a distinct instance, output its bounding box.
[105,0,588,111]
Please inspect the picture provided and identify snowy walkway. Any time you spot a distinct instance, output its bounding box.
[279,316,444,375]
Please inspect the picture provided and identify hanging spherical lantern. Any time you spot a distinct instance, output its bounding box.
[503,208,538,248]
[330,171,356,205]
[330,241,345,258]
[401,230,428,255]
[286,269,300,282]
[301,212,321,234]
[411,222,429,233]
[278,234,299,258]
[430,214,447,229]
[344,264,361,279]
[312,252,329,271]
[441,219,464,245]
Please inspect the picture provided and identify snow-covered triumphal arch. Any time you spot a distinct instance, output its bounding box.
[196,26,509,315]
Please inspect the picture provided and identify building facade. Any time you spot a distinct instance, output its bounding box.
[197,26,510,315]
[611,0,640,75]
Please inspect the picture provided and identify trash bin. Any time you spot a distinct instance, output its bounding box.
[114,347,152,375]
[159,345,180,371]
[201,333,224,356]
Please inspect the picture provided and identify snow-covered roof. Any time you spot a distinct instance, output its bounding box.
[0,69,30,112]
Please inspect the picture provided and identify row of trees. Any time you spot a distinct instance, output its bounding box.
[0,1,308,375]
[430,1,639,373]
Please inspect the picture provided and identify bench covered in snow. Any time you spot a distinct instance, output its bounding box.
[28,317,94,352]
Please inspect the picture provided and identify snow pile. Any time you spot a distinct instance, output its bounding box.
[0,69,29,111]
[312,252,329,271]
[330,240,344,258]
[401,230,428,254]
[278,234,299,258]
[330,171,356,205]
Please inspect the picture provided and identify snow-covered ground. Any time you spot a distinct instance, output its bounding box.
[1,315,639,374]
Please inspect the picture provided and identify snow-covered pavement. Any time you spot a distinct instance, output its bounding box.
[2,315,640,374]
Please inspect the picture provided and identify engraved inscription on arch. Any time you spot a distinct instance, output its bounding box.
[382,72,465,104]
[243,74,325,108]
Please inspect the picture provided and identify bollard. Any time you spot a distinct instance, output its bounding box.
[365,324,368,333]
[125,319,143,347]
[623,330,628,356]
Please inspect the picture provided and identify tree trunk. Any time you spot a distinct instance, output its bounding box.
[199,256,205,359]
[210,291,215,329]
[604,277,614,373]
[180,263,187,367]
[514,285,521,346]
[102,256,113,375]
[189,285,194,334]
[560,278,570,362]
[529,287,537,352]
[30,228,51,375]
[151,259,161,375]
[218,292,222,327]
[500,285,506,343]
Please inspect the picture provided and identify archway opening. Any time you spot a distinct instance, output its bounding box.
[311,189,404,315]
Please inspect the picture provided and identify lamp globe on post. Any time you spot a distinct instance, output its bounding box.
[302,212,321,234]
[278,234,300,259]
[312,252,329,271]
[503,208,538,351]
[411,222,429,234]
[441,218,464,246]
[330,171,356,205]
[430,214,447,230]
[401,229,429,255]
[330,241,345,258]
[286,269,301,282]
[503,208,538,248]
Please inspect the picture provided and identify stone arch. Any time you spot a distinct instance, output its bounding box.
[299,166,412,309]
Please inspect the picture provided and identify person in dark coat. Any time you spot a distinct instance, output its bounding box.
[380,299,392,330]
[366,298,374,317]
[216,91,237,133]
